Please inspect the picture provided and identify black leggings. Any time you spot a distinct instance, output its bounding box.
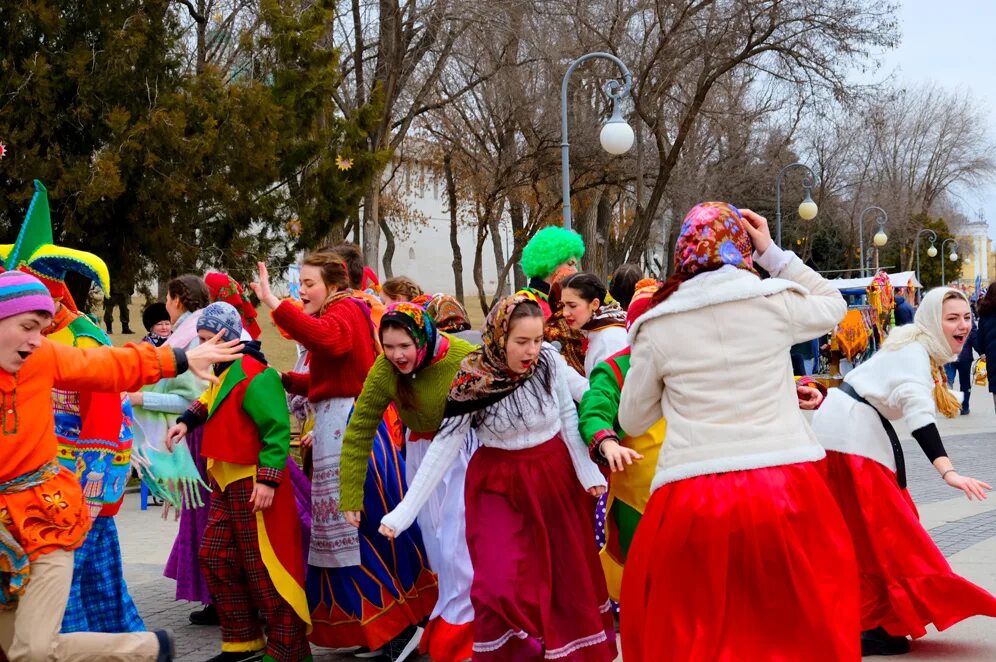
[956,357,973,396]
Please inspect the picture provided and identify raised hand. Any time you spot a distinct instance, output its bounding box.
[185,333,243,384]
[249,261,281,310]
[738,208,773,254]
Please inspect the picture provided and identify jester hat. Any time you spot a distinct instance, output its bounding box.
[0,181,111,310]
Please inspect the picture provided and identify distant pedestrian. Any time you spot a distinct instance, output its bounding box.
[894,294,915,326]
[104,283,134,334]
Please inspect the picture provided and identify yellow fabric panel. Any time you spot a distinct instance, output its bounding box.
[611,418,666,512]
[206,459,255,492]
[257,510,312,630]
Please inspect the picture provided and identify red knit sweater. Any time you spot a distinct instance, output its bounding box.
[272,296,376,402]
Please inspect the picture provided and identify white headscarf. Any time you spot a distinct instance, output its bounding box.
[881,287,967,364]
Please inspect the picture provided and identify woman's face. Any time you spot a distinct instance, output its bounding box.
[300,264,332,315]
[942,297,972,353]
[382,327,418,374]
[560,288,599,330]
[165,293,183,323]
[152,320,172,337]
[505,315,544,374]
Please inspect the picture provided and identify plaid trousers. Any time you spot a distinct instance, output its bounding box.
[200,477,310,661]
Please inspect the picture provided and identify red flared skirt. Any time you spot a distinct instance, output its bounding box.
[823,450,996,638]
[464,437,616,661]
[621,460,860,662]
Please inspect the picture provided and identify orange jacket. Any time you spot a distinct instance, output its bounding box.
[0,340,177,559]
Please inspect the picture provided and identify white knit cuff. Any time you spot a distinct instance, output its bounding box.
[380,504,417,535]
[754,244,794,277]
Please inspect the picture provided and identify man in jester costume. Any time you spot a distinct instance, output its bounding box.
[0,180,145,633]
[166,302,311,662]
[517,226,585,319]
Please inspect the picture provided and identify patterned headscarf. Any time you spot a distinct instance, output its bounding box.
[380,302,447,372]
[446,294,540,415]
[650,202,756,308]
[425,294,471,333]
[626,282,660,329]
[205,272,261,339]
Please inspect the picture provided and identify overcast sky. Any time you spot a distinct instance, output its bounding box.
[877,0,996,234]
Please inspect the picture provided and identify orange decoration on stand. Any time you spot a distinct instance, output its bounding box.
[835,309,871,363]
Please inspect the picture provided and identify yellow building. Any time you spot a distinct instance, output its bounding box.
[954,219,995,291]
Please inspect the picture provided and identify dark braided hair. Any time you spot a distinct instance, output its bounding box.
[167,275,210,313]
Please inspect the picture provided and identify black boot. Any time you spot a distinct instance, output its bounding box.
[202,651,265,662]
[189,603,220,625]
[154,629,175,662]
[962,391,971,415]
[861,627,911,656]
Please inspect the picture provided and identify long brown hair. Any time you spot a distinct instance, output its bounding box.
[167,275,209,313]
[379,317,418,409]
[302,251,350,292]
[978,282,996,317]
[382,276,423,303]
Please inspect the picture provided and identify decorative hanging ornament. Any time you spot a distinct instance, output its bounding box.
[336,155,353,171]
[0,142,6,159]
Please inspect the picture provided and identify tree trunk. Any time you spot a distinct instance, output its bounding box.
[473,212,491,315]
[593,191,613,279]
[508,199,526,290]
[444,154,464,303]
[362,174,382,275]
[195,1,208,74]
[489,203,508,299]
[379,217,395,278]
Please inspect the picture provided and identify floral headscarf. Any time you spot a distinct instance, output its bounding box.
[650,202,756,308]
[381,302,449,372]
[446,294,540,415]
[425,294,472,333]
[205,272,262,339]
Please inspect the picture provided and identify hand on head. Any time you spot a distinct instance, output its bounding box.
[738,209,773,254]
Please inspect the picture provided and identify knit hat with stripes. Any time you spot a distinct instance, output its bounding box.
[0,271,56,321]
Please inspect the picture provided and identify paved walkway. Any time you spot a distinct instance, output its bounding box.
[119,389,996,661]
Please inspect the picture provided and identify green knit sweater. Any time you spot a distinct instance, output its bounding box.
[339,334,476,511]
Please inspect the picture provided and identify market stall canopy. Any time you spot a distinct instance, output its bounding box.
[829,271,921,294]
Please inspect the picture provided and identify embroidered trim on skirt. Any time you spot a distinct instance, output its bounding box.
[465,436,617,661]
[621,460,860,662]
[824,450,996,637]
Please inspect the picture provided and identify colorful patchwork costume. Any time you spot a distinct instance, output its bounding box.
[0,180,144,634]
[178,303,311,662]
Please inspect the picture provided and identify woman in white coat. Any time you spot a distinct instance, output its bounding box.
[618,202,859,661]
[812,287,996,655]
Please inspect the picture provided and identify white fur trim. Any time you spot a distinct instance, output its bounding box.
[628,265,809,342]
[649,445,826,492]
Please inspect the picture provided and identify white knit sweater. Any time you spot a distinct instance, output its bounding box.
[811,342,937,472]
[381,346,606,533]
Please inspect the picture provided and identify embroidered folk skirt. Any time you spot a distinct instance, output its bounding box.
[621,460,860,662]
[464,436,616,661]
[823,450,996,637]
[307,403,437,651]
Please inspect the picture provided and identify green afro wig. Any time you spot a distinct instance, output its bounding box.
[520,226,586,279]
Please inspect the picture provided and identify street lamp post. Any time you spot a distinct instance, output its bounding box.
[941,238,960,285]
[560,53,634,230]
[914,229,938,284]
[857,206,888,277]
[775,162,819,247]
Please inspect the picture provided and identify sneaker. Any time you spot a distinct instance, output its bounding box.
[383,625,423,662]
[153,629,175,662]
[190,604,220,626]
[203,651,266,662]
[861,627,911,656]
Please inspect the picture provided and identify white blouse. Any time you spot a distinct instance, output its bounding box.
[380,346,606,533]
